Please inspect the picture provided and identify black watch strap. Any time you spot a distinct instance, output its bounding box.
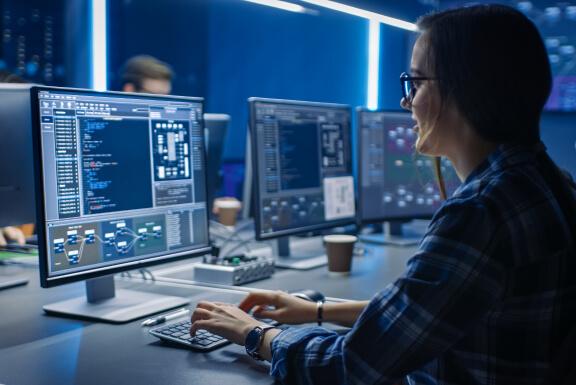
[246,325,276,360]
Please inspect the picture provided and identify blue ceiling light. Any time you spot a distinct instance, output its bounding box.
[243,0,308,13]
[367,19,380,110]
[91,0,107,91]
[299,0,417,31]
[299,1,417,109]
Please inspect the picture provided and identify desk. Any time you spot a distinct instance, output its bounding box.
[0,243,415,385]
[155,242,415,301]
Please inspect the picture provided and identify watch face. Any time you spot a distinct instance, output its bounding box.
[245,327,262,352]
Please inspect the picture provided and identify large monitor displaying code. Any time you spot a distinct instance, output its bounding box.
[34,87,210,283]
[250,98,355,240]
[358,110,461,223]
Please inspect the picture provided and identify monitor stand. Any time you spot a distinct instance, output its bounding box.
[360,221,421,246]
[43,275,189,323]
[0,276,28,290]
[273,237,327,270]
[0,263,30,290]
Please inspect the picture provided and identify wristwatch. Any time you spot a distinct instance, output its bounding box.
[245,325,276,360]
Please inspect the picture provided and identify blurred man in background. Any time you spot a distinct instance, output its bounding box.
[120,55,173,95]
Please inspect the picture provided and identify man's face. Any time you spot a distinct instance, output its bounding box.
[124,78,172,95]
[139,78,172,95]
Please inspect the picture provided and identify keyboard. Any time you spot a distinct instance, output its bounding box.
[149,320,230,351]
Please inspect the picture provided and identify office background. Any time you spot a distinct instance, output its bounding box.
[1,0,574,196]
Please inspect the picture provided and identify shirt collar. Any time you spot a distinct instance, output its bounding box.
[463,141,546,186]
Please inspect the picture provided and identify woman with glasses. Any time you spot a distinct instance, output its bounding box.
[190,4,576,385]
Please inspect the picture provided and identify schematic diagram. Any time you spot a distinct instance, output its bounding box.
[152,120,191,181]
[49,214,167,271]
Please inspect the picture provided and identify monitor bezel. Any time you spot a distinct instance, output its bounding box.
[31,86,212,288]
[249,97,356,241]
[356,107,437,225]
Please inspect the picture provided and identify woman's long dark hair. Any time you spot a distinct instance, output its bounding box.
[415,4,553,198]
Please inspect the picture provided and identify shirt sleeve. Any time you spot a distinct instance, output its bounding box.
[269,198,507,385]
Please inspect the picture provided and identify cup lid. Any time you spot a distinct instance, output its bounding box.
[323,234,358,243]
[214,199,241,209]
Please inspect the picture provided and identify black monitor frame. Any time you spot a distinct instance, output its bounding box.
[204,113,230,212]
[249,97,356,241]
[31,86,212,288]
[356,107,439,226]
[0,84,36,228]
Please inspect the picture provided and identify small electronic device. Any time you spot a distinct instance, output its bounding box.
[290,289,325,303]
[194,254,275,285]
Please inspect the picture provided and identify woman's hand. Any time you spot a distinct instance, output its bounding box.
[239,290,317,324]
[189,301,266,345]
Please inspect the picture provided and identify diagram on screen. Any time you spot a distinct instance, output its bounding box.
[50,214,167,271]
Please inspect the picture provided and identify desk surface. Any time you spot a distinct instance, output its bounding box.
[155,241,415,301]
[0,242,415,385]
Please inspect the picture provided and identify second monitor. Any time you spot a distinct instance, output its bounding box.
[358,109,460,245]
[249,98,356,269]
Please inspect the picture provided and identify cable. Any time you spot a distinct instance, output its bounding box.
[219,237,256,258]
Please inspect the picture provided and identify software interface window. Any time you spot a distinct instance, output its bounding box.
[252,100,355,236]
[360,111,460,221]
[37,90,209,279]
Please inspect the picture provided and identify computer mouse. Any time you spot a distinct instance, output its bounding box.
[290,289,325,303]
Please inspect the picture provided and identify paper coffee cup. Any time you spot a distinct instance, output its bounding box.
[214,199,242,226]
[323,234,357,275]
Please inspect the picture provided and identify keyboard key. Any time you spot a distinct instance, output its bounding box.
[150,321,231,351]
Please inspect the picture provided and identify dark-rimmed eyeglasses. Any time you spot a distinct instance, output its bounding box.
[400,72,435,104]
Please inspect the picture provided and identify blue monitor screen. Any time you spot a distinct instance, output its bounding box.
[34,88,210,284]
[540,112,576,179]
[250,98,356,240]
[358,110,461,223]
[439,1,576,111]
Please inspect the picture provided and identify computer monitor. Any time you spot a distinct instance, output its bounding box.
[0,84,36,228]
[357,109,460,245]
[249,98,356,269]
[204,113,229,212]
[540,112,576,179]
[31,86,211,322]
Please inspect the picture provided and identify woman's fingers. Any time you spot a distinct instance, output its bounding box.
[196,301,219,311]
[191,307,212,323]
[253,306,279,319]
[190,319,213,336]
[239,291,281,312]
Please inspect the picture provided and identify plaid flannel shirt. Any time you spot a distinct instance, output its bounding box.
[269,143,576,385]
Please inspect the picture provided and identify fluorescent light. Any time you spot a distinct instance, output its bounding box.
[367,20,380,110]
[244,0,308,13]
[300,0,418,31]
[91,0,108,91]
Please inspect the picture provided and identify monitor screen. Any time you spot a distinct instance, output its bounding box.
[250,98,355,240]
[540,112,576,179]
[358,109,460,223]
[0,84,35,227]
[32,87,211,287]
[204,113,229,211]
